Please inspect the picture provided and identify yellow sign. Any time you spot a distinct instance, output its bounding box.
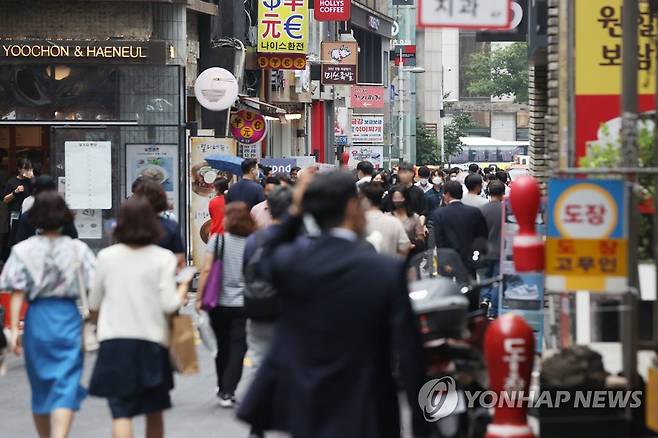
[545,238,627,291]
[647,367,658,432]
[258,0,308,54]
[575,0,656,95]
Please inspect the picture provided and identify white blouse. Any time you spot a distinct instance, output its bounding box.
[90,243,181,347]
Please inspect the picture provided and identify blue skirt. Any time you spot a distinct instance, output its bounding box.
[23,298,86,414]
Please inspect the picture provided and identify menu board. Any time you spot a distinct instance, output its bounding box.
[64,141,112,209]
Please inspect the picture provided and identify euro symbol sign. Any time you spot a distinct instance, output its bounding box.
[284,14,304,40]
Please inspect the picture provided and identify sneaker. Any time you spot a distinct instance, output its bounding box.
[218,392,234,408]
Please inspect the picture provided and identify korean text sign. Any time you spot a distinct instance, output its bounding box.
[315,0,350,21]
[545,179,628,293]
[258,0,308,53]
[418,0,512,29]
[351,115,384,143]
[574,0,657,159]
[321,41,357,85]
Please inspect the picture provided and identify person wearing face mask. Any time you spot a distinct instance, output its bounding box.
[424,170,445,216]
[388,185,426,258]
[414,166,432,194]
[225,159,266,209]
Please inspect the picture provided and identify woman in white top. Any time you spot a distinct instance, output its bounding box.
[88,198,192,438]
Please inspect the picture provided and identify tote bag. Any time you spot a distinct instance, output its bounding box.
[201,234,224,311]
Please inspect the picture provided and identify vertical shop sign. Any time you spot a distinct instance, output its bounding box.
[321,41,358,85]
[126,144,180,220]
[258,0,308,69]
[189,138,237,267]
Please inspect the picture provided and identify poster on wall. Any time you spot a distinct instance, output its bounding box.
[351,115,384,143]
[126,144,179,220]
[75,209,103,239]
[189,137,237,267]
[64,141,112,209]
[346,145,384,169]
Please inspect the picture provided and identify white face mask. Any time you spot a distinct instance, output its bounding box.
[419,178,428,185]
[432,176,443,185]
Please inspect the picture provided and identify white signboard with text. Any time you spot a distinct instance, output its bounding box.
[351,115,385,143]
[418,0,512,29]
[64,141,112,209]
[347,145,384,169]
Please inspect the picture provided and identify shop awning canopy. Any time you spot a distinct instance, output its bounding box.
[205,154,244,176]
[237,95,287,120]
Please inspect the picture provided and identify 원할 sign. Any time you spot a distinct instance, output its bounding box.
[351,115,384,143]
[230,109,268,144]
[315,0,350,21]
[258,0,308,54]
[546,179,628,293]
[574,0,657,160]
[418,0,512,29]
[321,41,358,85]
[351,86,385,109]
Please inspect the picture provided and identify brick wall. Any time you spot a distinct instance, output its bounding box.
[529,63,548,185]
[0,1,153,40]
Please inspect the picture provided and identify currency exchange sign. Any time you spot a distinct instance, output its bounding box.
[545,179,628,293]
[258,0,308,54]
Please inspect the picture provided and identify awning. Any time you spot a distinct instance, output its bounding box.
[237,95,288,122]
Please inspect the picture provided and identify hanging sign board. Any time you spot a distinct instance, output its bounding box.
[194,68,239,111]
[321,41,358,85]
[230,109,268,144]
[418,0,512,29]
[257,0,308,69]
[351,115,384,143]
[346,145,384,169]
[545,179,628,293]
[315,0,351,21]
[351,85,385,109]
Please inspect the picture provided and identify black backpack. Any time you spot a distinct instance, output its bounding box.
[243,233,280,321]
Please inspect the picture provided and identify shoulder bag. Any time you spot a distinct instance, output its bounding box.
[201,234,224,311]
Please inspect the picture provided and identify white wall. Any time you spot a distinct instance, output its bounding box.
[441,29,460,102]
[491,112,517,141]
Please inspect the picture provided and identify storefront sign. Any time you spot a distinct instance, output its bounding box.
[418,0,512,29]
[126,144,180,220]
[315,0,351,21]
[368,15,381,31]
[239,144,260,159]
[351,115,384,143]
[257,52,307,70]
[321,41,358,85]
[0,40,167,64]
[230,109,268,144]
[351,85,385,109]
[391,44,417,66]
[347,145,384,169]
[64,141,112,209]
[260,158,296,174]
[574,0,656,160]
[258,0,308,54]
[546,179,628,293]
[189,137,237,267]
[194,68,239,112]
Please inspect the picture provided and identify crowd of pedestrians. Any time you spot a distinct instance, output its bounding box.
[0,155,513,438]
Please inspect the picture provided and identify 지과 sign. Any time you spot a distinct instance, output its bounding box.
[230,110,268,145]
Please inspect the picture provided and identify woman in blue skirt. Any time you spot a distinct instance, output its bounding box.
[2,192,96,438]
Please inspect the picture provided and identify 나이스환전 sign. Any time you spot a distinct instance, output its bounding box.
[258,0,308,54]
[418,0,512,29]
[545,179,628,293]
[351,115,384,143]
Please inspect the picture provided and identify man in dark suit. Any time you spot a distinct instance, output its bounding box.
[431,180,489,282]
[237,170,432,438]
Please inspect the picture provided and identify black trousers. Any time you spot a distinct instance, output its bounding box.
[208,306,247,394]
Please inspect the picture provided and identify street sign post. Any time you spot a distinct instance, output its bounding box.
[418,0,512,29]
[545,178,628,293]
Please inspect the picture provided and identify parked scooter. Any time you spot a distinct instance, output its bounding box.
[407,249,501,438]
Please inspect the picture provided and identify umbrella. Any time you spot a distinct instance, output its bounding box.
[205,154,244,176]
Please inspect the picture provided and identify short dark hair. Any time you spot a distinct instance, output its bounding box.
[465,174,483,191]
[468,163,480,173]
[303,171,358,231]
[267,186,293,220]
[483,167,492,175]
[114,197,163,246]
[241,158,259,175]
[360,182,385,208]
[17,157,32,172]
[224,202,256,236]
[263,176,281,187]
[214,177,229,194]
[356,161,374,176]
[290,166,301,175]
[398,162,414,172]
[496,171,509,184]
[418,166,431,178]
[28,192,74,232]
[133,179,168,214]
[444,180,463,199]
[32,175,56,196]
[488,180,506,197]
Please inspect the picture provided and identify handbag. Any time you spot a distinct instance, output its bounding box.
[73,243,99,352]
[169,313,199,375]
[201,234,224,311]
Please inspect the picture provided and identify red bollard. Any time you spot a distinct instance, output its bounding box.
[509,175,544,272]
[484,313,535,438]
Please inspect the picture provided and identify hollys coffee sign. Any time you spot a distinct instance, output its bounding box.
[0,40,167,64]
[315,0,351,21]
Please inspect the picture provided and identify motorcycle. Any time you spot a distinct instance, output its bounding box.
[407,249,501,438]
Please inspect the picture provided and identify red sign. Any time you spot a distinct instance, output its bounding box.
[314,0,351,21]
[257,53,307,70]
[351,86,385,109]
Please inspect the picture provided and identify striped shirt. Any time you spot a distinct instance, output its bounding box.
[207,233,247,307]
